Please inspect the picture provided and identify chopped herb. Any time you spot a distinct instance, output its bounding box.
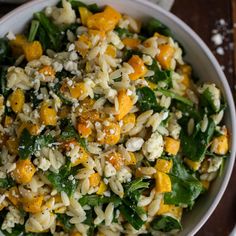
[0,177,15,189]
[47,163,78,197]
[18,129,55,159]
[56,214,73,232]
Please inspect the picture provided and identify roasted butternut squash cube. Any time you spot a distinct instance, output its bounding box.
[116,89,133,121]
[99,122,121,145]
[9,88,25,113]
[155,159,173,173]
[155,171,172,193]
[89,173,101,187]
[106,151,123,170]
[128,55,147,80]
[13,159,36,184]
[156,44,175,69]
[22,195,44,213]
[164,137,180,155]
[211,135,229,155]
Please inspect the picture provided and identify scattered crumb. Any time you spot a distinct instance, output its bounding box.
[211,33,223,46]
[216,47,224,55]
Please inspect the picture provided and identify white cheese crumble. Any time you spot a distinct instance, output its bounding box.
[126,137,144,152]
[142,132,164,161]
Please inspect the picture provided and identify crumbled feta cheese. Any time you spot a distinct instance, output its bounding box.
[64,61,77,72]
[68,43,75,52]
[142,132,164,161]
[126,137,144,152]
[116,167,132,183]
[104,162,116,178]
[52,61,63,72]
[6,31,16,40]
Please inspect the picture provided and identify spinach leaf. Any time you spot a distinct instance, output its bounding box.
[0,177,15,189]
[115,27,134,38]
[157,88,193,106]
[146,59,172,88]
[143,18,172,37]
[37,25,51,51]
[151,215,182,232]
[47,164,78,197]
[200,87,219,113]
[34,12,63,51]
[164,158,203,206]
[60,120,86,148]
[136,86,162,112]
[0,38,13,65]
[125,177,149,195]
[122,49,143,61]
[66,0,100,12]
[180,118,215,162]
[175,102,201,121]
[0,66,10,96]
[79,194,122,207]
[18,129,55,159]
[119,202,145,230]
[56,214,73,232]
[83,210,95,236]
[115,27,146,41]
[28,20,40,42]
[25,89,41,108]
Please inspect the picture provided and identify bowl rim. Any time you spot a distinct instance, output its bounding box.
[0,0,236,235]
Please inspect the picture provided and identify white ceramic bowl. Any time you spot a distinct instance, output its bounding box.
[0,1,235,235]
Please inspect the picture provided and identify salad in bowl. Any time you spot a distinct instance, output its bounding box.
[0,0,232,235]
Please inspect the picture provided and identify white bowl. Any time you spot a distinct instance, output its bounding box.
[0,0,235,235]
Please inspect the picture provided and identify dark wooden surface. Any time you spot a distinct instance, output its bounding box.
[0,1,236,236]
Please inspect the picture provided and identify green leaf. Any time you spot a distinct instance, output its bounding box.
[151,215,182,232]
[0,38,14,65]
[0,66,10,96]
[119,202,145,230]
[200,87,219,113]
[136,86,162,112]
[56,214,73,232]
[115,27,146,41]
[175,102,201,121]
[164,158,203,206]
[34,12,63,51]
[18,129,55,159]
[60,120,86,148]
[125,177,149,195]
[66,0,100,12]
[180,118,215,162]
[79,194,122,207]
[157,88,193,106]
[144,18,172,37]
[122,49,143,61]
[47,164,78,197]
[28,20,40,42]
[0,177,15,189]
[146,59,172,88]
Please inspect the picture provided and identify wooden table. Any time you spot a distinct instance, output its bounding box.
[0,1,236,236]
